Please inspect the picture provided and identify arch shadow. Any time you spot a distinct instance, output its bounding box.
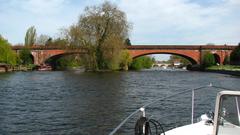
[44,52,84,70]
[30,54,34,64]
[213,54,220,64]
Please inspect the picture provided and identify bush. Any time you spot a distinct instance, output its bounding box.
[19,47,33,65]
[119,50,132,71]
[130,56,154,70]
[55,55,83,70]
[230,43,240,65]
[202,52,216,67]
[0,35,17,65]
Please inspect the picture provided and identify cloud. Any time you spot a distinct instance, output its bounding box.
[118,0,240,45]
[0,0,82,44]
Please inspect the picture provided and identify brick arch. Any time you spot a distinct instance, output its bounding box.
[31,50,65,65]
[31,50,86,65]
[44,52,84,63]
[28,52,34,64]
[208,50,233,65]
[213,53,221,64]
[44,52,85,69]
[129,50,200,65]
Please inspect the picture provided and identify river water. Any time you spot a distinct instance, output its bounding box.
[0,70,239,135]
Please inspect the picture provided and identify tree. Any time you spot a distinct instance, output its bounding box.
[52,38,68,48]
[19,48,33,65]
[54,55,83,70]
[125,38,131,46]
[25,26,37,47]
[130,56,154,70]
[45,38,53,46]
[230,43,240,65]
[36,34,50,45]
[130,58,142,70]
[119,50,132,70]
[202,52,216,67]
[169,55,191,66]
[65,1,131,71]
[0,35,17,65]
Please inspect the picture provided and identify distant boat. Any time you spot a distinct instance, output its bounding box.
[38,65,52,71]
[162,66,168,69]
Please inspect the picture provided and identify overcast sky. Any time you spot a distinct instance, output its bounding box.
[0,0,239,46]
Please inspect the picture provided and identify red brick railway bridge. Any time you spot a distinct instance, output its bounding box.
[12,45,236,65]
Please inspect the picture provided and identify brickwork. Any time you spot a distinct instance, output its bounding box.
[12,45,235,65]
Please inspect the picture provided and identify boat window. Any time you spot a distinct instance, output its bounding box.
[216,95,240,135]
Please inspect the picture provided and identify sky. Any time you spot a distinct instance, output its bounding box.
[0,0,240,60]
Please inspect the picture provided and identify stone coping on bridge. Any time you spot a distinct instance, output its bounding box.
[127,45,236,50]
[12,45,236,50]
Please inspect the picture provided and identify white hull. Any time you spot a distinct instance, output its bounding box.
[164,121,213,135]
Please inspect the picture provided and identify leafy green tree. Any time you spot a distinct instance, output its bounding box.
[202,52,216,67]
[143,56,154,68]
[19,48,33,65]
[0,35,17,65]
[230,43,240,65]
[65,1,131,71]
[55,55,83,70]
[130,56,154,70]
[130,57,142,70]
[25,26,37,46]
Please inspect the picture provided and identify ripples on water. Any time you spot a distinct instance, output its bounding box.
[0,70,239,134]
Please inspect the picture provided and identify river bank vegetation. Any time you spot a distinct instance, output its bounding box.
[201,44,240,71]
[207,65,240,71]
[130,56,155,70]
[0,35,18,66]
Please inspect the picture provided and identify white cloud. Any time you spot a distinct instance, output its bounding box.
[0,0,83,44]
[118,0,240,45]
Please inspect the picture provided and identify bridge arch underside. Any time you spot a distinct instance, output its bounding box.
[213,53,220,64]
[131,51,199,65]
[44,53,84,69]
[29,54,34,64]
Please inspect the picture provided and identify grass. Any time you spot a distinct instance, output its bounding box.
[207,65,240,71]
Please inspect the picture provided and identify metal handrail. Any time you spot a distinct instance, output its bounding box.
[108,84,235,135]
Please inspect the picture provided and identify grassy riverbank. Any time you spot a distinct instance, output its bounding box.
[205,65,240,76]
[206,65,240,71]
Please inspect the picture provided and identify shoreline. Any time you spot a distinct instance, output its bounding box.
[1,66,240,77]
[203,69,240,76]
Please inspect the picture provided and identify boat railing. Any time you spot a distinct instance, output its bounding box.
[108,83,236,135]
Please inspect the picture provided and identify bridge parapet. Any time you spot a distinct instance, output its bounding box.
[127,45,236,50]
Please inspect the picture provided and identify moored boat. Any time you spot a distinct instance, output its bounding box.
[38,65,52,71]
